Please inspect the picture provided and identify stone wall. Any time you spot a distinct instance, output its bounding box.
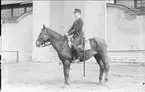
[108,51,145,63]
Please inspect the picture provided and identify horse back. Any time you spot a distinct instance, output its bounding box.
[89,37,107,55]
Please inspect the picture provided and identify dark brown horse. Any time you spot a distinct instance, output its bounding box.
[36,24,109,86]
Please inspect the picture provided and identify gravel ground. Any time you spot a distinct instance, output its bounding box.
[1,61,145,92]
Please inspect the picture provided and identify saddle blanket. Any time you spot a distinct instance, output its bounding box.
[84,38,91,50]
[68,38,91,50]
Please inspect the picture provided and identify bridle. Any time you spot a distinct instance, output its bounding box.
[40,28,67,48]
[42,29,70,54]
[40,29,51,47]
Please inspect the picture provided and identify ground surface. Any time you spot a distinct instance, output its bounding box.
[1,61,145,92]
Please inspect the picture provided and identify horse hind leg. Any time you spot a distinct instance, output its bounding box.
[94,54,105,84]
[101,55,109,83]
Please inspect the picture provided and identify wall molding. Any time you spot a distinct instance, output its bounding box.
[3,11,32,23]
[107,3,145,16]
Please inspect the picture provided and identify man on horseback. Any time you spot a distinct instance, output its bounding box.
[65,8,84,63]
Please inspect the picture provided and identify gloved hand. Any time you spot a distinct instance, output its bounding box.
[65,32,69,36]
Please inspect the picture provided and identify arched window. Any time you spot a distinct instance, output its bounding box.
[135,0,145,8]
[1,3,32,20]
[1,9,11,19]
[13,7,25,17]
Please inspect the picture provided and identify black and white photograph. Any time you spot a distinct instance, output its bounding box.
[1,0,145,92]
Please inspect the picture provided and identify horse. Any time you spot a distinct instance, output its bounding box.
[36,24,109,86]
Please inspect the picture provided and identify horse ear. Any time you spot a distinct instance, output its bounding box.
[43,24,45,28]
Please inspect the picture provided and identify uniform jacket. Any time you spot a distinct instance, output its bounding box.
[68,18,83,36]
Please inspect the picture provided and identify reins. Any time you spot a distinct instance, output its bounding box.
[45,29,68,54]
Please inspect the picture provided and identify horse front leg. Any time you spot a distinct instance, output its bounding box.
[62,60,71,85]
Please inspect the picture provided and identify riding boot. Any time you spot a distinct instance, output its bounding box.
[75,46,83,63]
[71,47,81,63]
[73,53,80,63]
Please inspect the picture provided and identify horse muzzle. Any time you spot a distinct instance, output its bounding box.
[41,42,51,47]
[36,41,41,47]
[36,41,51,47]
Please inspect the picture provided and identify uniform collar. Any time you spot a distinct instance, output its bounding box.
[76,16,81,19]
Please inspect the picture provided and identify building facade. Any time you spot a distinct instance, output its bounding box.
[1,0,145,62]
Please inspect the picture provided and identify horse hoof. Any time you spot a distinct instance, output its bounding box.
[61,84,70,89]
[105,79,108,83]
[99,81,103,85]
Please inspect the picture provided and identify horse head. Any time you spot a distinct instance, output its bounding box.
[36,24,51,47]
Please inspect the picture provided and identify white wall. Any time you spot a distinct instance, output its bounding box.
[2,1,144,62]
[2,13,33,62]
[107,7,145,50]
[84,1,105,39]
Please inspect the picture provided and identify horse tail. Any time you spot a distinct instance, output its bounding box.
[89,37,107,50]
[89,38,99,51]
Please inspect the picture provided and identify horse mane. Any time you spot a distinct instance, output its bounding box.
[46,27,64,40]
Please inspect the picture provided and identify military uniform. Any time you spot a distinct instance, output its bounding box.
[67,9,84,48]
[67,9,84,62]
[67,17,83,37]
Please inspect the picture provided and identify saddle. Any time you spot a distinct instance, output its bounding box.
[69,32,84,50]
[62,33,97,62]
[69,37,97,62]
[66,31,85,61]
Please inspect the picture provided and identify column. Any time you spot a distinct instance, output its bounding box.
[32,1,55,62]
[83,1,106,39]
[139,16,145,50]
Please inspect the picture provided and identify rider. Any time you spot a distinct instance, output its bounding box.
[65,8,84,63]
